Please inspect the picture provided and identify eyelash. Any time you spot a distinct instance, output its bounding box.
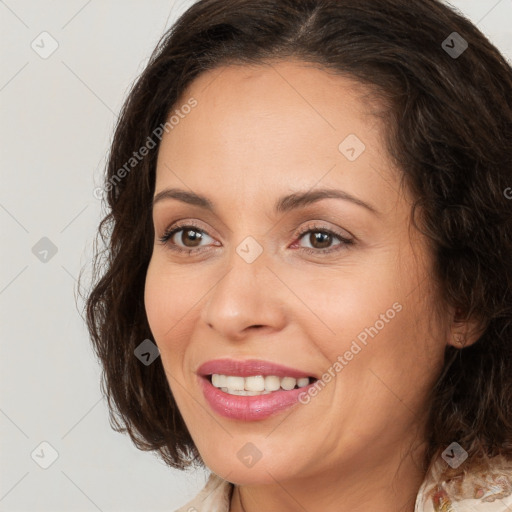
[158,221,354,257]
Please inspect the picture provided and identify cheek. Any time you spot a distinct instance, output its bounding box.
[144,262,168,339]
[296,263,404,350]
[144,258,196,342]
[144,258,212,381]
[312,254,441,387]
[333,288,444,412]
[144,261,186,366]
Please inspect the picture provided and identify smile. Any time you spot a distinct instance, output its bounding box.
[210,374,314,395]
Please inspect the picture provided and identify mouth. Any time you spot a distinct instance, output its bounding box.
[196,358,320,421]
[205,373,318,396]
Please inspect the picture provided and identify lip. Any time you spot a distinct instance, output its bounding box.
[197,358,316,379]
[197,358,318,421]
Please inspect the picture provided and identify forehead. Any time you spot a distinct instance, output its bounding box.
[155,60,405,213]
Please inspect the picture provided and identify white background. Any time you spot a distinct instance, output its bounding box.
[1,0,511,510]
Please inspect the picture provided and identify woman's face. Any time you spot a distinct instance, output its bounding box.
[145,60,451,485]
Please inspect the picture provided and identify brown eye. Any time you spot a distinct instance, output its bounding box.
[294,224,354,255]
[177,228,204,248]
[159,222,353,256]
[159,223,215,253]
[305,231,334,250]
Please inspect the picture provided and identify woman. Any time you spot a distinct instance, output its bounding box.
[84,0,512,510]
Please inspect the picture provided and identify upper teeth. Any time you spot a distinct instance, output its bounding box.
[211,374,311,395]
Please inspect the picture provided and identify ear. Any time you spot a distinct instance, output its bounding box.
[448,306,488,349]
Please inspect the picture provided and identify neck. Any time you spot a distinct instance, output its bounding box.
[230,438,428,512]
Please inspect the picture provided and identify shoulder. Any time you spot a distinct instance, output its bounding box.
[415,454,512,512]
[174,472,233,512]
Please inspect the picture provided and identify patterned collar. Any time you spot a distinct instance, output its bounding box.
[175,456,512,512]
[415,454,512,511]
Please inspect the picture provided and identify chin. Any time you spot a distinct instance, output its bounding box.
[201,445,305,486]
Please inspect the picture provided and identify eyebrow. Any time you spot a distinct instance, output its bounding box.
[152,187,379,216]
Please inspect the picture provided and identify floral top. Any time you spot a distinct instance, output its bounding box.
[174,455,512,512]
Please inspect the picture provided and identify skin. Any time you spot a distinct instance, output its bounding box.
[144,60,480,512]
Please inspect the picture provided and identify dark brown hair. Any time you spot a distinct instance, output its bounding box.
[82,0,512,477]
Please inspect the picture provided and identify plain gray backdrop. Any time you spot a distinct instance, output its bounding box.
[1,0,511,510]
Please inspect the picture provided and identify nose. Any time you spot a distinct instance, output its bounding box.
[199,248,288,341]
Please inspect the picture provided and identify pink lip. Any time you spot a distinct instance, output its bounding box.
[197,358,316,379]
[196,358,318,421]
[199,377,316,421]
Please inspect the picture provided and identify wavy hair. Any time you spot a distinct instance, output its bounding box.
[82,0,512,483]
